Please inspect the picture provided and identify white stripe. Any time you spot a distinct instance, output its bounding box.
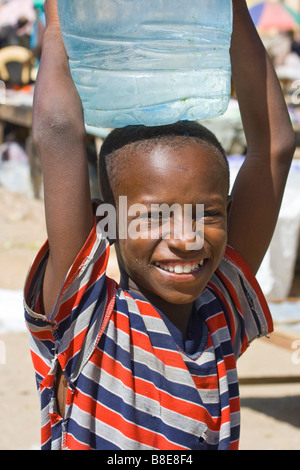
[81,361,208,438]
[104,317,198,388]
[68,400,184,450]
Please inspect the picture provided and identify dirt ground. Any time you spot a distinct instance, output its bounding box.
[0,186,299,450]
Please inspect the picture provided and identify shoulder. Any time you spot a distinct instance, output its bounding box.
[212,245,269,309]
[24,218,110,323]
[205,245,273,355]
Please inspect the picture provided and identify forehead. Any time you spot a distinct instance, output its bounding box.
[113,138,229,204]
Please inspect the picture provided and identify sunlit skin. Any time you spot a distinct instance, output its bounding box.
[112,139,231,334]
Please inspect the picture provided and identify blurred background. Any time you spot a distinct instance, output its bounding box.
[0,0,300,450]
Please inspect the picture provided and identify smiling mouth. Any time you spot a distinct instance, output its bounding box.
[154,259,204,274]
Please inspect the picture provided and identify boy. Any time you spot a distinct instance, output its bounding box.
[24,0,295,450]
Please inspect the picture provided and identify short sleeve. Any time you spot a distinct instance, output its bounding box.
[208,245,273,358]
[23,219,116,386]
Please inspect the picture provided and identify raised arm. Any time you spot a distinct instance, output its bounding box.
[32,0,94,314]
[227,0,295,274]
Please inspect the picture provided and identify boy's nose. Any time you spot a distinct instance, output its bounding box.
[164,220,204,252]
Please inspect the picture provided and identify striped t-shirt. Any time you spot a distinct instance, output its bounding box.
[24,220,273,450]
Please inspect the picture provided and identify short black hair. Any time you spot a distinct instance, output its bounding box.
[98,121,229,203]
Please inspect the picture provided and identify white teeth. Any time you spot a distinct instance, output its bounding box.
[155,260,204,274]
[183,264,192,274]
[174,265,184,274]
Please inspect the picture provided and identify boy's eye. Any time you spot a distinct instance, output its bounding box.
[204,211,219,217]
[203,210,222,221]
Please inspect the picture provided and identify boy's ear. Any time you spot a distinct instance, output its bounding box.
[92,198,117,246]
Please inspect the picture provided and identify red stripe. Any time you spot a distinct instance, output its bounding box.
[55,251,108,326]
[134,297,161,318]
[94,277,116,342]
[223,353,237,372]
[30,349,51,381]
[152,346,189,369]
[220,404,230,423]
[212,270,251,354]
[59,326,89,370]
[230,439,239,450]
[65,433,91,450]
[58,279,115,371]
[113,316,188,370]
[205,311,228,333]
[90,346,218,429]
[30,328,54,343]
[40,420,51,447]
[216,359,227,381]
[230,396,240,414]
[191,374,218,390]
[62,219,99,290]
[73,388,187,450]
[208,280,237,343]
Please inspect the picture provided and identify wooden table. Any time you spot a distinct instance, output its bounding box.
[0,101,32,129]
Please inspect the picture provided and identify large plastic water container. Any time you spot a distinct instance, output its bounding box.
[57,0,233,129]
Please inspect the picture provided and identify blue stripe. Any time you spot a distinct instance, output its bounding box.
[40,387,53,411]
[98,332,206,406]
[185,358,216,377]
[213,341,235,361]
[55,273,107,341]
[67,418,121,450]
[51,419,63,443]
[239,274,262,336]
[74,373,206,449]
[25,250,48,308]
[41,437,51,450]
[230,423,240,444]
[228,381,239,400]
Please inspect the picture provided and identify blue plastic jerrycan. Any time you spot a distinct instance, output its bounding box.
[57,0,233,129]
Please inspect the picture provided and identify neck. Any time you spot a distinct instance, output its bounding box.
[121,274,193,336]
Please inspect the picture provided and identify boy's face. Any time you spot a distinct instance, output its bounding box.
[114,139,229,307]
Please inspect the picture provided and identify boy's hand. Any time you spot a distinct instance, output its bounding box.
[44,0,60,28]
